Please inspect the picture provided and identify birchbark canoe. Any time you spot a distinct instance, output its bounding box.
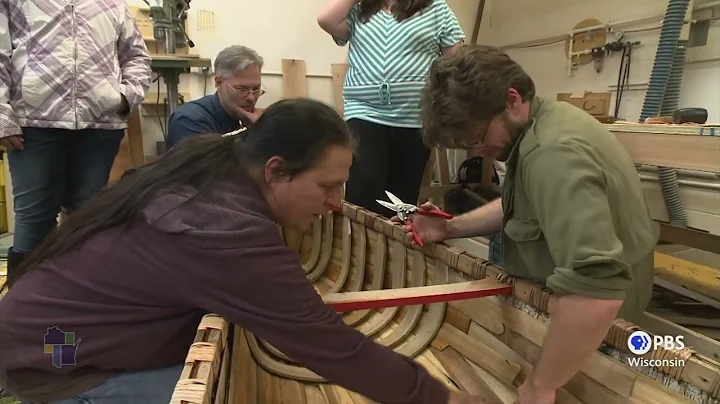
[170,202,720,404]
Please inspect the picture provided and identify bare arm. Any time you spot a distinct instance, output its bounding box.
[441,41,464,56]
[446,198,503,239]
[521,142,633,396]
[116,4,152,115]
[182,218,451,404]
[437,0,466,56]
[0,0,21,137]
[525,295,622,394]
[317,0,357,41]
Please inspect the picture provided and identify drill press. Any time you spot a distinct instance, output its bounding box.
[147,0,194,119]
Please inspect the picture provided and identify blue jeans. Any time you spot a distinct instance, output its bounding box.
[42,365,184,404]
[488,231,504,266]
[7,127,124,254]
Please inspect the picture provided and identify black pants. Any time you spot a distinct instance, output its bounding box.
[345,118,431,218]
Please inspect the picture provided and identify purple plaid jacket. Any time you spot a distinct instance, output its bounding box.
[0,0,152,136]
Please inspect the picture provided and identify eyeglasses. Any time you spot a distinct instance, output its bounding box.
[460,123,490,149]
[224,82,266,97]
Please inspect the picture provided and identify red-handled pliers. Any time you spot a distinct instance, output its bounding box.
[376,190,453,247]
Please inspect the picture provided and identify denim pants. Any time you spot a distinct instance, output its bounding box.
[488,231,504,266]
[41,365,184,404]
[7,127,124,254]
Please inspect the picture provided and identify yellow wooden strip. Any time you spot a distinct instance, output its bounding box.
[654,252,720,301]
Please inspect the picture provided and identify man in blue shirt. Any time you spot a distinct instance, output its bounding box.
[166,45,265,149]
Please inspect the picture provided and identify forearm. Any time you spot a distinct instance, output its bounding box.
[317,0,356,26]
[441,41,464,56]
[446,198,503,239]
[527,294,623,391]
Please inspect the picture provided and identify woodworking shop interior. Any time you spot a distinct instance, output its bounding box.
[1,0,720,380]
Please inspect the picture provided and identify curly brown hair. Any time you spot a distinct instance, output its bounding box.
[419,44,536,149]
[358,0,432,23]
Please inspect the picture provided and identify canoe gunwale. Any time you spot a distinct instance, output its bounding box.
[170,314,229,404]
[172,201,720,403]
[336,204,720,391]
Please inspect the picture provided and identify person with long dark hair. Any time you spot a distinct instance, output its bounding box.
[317,0,465,218]
[0,98,480,404]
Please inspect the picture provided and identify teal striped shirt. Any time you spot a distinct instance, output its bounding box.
[333,0,465,128]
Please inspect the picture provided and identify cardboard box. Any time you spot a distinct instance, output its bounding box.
[557,91,612,116]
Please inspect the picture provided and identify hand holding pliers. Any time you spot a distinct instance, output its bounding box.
[376,190,453,247]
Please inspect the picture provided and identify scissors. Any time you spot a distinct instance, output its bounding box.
[376,190,453,247]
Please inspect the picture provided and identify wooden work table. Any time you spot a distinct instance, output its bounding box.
[148,53,212,70]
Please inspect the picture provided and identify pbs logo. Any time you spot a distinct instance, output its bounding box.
[627,331,685,355]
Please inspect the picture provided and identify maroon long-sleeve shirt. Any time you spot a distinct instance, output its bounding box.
[0,175,449,403]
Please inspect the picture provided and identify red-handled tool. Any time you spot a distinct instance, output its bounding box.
[376,190,453,247]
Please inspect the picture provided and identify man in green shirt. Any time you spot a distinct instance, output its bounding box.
[403,45,659,404]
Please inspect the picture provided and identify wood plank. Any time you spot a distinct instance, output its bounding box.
[608,126,720,173]
[654,276,720,311]
[658,223,720,254]
[431,346,505,404]
[470,0,487,44]
[282,59,308,99]
[437,323,523,386]
[109,108,144,184]
[686,326,720,340]
[322,279,512,312]
[330,63,347,115]
[640,311,720,361]
[654,252,720,302]
[650,310,720,328]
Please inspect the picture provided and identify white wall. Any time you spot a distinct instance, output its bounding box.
[127,0,348,154]
[126,0,481,156]
[476,0,720,123]
[475,0,720,234]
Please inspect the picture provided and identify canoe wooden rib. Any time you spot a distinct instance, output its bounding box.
[171,202,720,404]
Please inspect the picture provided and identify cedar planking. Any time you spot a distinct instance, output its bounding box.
[171,202,720,404]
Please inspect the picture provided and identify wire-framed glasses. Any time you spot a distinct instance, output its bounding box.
[225,82,266,97]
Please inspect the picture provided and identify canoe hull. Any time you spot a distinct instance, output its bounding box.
[171,202,720,404]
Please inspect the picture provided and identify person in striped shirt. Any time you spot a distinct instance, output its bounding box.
[317,0,465,217]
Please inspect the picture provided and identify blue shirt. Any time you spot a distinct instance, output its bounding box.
[332,0,465,128]
[166,93,244,149]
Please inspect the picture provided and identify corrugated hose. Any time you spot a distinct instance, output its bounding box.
[638,0,690,227]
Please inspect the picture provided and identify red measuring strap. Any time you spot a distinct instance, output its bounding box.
[322,279,513,313]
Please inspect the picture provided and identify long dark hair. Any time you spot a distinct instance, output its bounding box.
[15,98,354,277]
[358,0,432,22]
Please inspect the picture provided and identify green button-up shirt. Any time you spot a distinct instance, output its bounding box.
[500,96,659,322]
